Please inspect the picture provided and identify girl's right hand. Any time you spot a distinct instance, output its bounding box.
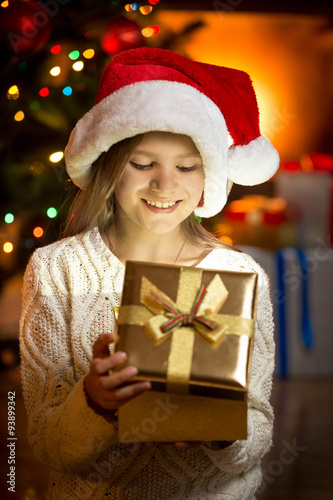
[84,333,151,414]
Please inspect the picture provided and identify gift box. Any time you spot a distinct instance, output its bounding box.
[276,153,333,247]
[240,245,333,377]
[115,261,258,442]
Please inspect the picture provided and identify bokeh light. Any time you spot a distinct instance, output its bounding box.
[4,213,14,224]
[47,207,57,218]
[33,227,44,238]
[49,151,64,162]
[3,242,13,253]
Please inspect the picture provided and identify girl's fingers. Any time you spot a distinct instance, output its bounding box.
[91,351,128,376]
[111,380,151,402]
[101,380,151,409]
[92,333,116,359]
[103,365,139,389]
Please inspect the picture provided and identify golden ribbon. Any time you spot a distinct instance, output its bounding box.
[118,267,254,394]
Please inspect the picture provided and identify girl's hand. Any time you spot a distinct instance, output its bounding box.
[84,333,151,414]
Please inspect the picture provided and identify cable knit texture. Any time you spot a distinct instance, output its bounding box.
[19,228,275,500]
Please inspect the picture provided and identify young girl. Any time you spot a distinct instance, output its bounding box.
[19,48,279,499]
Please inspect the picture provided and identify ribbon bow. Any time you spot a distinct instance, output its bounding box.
[150,284,218,335]
[140,272,230,346]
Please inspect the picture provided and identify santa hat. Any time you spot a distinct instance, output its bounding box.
[65,47,279,218]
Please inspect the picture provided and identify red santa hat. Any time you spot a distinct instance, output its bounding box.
[65,47,279,218]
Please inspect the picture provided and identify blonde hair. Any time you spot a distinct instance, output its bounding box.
[63,134,224,250]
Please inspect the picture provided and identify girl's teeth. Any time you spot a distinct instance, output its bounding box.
[146,200,176,208]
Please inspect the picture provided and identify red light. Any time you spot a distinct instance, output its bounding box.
[33,226,44,238]
[150,25,160,35]
[39,87,49,97]
[50,44,61,55]
[148,0,159,4]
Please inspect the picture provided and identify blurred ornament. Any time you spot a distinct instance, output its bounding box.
[1,0,52,54]
[101,17,145,56]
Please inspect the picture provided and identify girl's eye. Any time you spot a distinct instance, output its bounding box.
[177,165,197,172]
[130,161,153,170]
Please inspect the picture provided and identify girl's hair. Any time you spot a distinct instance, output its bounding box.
[62,134,224,250]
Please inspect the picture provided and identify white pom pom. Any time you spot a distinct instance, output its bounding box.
[228,136,280,186]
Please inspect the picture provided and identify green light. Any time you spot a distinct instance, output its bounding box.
[30,100,40,110]
[69,50,80,60]
[47,207,57,218]
[5,213,14,224]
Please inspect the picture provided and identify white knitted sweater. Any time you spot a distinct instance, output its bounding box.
[19,228,275,500]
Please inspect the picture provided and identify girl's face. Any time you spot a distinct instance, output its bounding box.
[114,132,204,236]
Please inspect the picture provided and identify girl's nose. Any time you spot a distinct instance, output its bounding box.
[149,166,177,192]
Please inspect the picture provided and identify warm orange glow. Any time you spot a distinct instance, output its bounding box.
[140,5,153,15]
[33,227,44,238]
[155,11,328,161]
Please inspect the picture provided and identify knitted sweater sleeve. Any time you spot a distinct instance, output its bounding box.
[202,258,275,474]
[19,248,117,473]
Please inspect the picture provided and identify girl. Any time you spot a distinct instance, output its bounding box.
[20,48,279,499]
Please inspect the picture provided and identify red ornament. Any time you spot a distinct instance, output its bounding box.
[1,0,52,54]
[101,18,145,56]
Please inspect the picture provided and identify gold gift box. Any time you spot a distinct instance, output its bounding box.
[115,261,258,442]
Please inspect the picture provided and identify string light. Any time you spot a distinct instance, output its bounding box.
[50,44,61,54]
[83,49,95,59]
[14,111,24,122]
[125,3,139,11]
[148,0,159,4]
[62,86,72,96]
[39,87,49,97]
[3,242,13,253]
[4,213,14,224]
[140,5,153,14]
[141,26,160,37]
[72,61,84,71]
[69,50,80,60]
[49,151,64,162]
[47,207,57,218]
[50,66,61,76]
[33,227,44,238]
[7,85,19,100]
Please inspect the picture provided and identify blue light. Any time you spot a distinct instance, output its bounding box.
[63,86,73,96]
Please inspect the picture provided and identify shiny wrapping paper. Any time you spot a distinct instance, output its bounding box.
[116,261,258,442]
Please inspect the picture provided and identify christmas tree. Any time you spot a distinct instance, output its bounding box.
[0,0,204,289]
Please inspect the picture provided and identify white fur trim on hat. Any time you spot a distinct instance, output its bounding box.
[65,80,230,218]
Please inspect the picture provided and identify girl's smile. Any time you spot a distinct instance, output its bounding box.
[142,199,181,212]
